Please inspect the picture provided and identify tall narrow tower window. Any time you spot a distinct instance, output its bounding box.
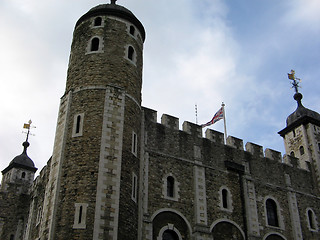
[131,173,138,202]
[75,115,81,134]
[222,189,228,208]
[167,176,174,198]
[128,46,135,60]
[72,113,84,137]
[129,25,135,36]
[93,17,102,26]
[266,198,279,227]
[73,203,88,229]
[91,37,100,51]
[132,131,137,156]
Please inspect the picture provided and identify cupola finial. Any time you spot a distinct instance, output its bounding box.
[287,69,301,94]
[111,0,117,4]
[23,119,35,142]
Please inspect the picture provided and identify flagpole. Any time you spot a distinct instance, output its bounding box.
[222,102,227,144]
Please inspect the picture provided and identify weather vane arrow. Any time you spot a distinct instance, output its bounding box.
[23,119,36,142]
[288,69,301,93]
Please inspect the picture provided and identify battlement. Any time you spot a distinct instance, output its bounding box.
[142,107,309,171]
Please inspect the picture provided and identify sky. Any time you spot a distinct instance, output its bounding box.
[0,0,320,182]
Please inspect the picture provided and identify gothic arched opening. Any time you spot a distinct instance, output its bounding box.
[212,221,244,240]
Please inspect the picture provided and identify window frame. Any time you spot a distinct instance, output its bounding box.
[72,113,84,137]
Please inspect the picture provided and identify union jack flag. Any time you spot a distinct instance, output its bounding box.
[201,107,224,128]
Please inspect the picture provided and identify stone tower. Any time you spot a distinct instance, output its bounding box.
[38,2,145,239]
[0,140,37,240]
[279,91,320,189]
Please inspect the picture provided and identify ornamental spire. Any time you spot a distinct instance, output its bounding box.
[111,0,117,4]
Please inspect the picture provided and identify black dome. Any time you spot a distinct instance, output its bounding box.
[2,141,37,174]
[76,3,145,41]
[279,93,320,137]
[286,93,320,126]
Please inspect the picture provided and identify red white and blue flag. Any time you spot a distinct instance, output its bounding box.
[201,107,224,128]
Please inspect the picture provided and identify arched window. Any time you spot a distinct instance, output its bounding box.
[299,146,305,155]
[290,151,295,157]
[222,189,228,209]
[21,172,26,179]
[91,37,100,51]
[163,229,179,240]
[128,46,135,61]
[307,209,317,230]
[167,176,174,198]
[129,25,135,36]
[94,17,102,26]
[266,199,279,227]
[10,235,14,240]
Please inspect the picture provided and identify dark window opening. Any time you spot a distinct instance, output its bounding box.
[292,129,296,137]
[129,25,135,35]
[91,38,100,51]
[299,146,305,155]
[78,206,83,224]
[222,189,228,208]
[308,210,315,229]
[163,229,179,240]
[21,172,26,179]
[266,199,279,227]
[128,46,134,61]
[76,115,81,134]
[290,151,295,157]
[94,17,102,26]
[167,176,174,198]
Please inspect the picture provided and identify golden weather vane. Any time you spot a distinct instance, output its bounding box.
[287,69,301,93]
[23,119,36,142]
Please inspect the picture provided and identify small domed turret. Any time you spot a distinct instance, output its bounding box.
[2,141,37,174]
[286,92,320,127]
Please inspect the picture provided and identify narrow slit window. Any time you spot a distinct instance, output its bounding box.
[222,189,228,209]
[78,206,83,224]
[128,46,135,61]
[76,115,81,134]
[73,113,84,137]
[73,203,88,229]
[21,172,26,179]
[91,37,100,51]
[132,132,137,156]
[167,176,174,198]
[129,25,135,36]
[94,17,102,26]
[131,173,138,202]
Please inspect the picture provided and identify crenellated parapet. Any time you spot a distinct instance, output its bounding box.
[143,107,313,175]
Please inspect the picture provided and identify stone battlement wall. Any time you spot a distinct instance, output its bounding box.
[143,107,314,195]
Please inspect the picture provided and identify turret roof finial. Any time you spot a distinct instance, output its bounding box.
[287,69,301,94]
[23,119,35,142]
[111,0,117,4]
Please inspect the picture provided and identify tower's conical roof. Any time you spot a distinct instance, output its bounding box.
[76,3,145,41]
[2,141,37,174]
